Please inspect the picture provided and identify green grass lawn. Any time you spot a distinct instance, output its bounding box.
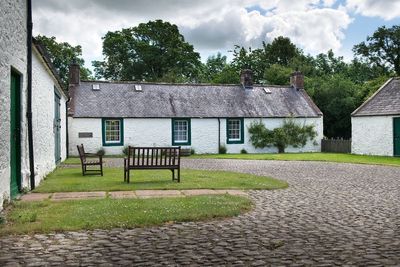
[0,195,252,235]
[64,152,400,167]
[34,168,287,193]
[191,153,400,167]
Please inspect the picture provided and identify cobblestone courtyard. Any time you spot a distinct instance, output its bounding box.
[1,159,400,266]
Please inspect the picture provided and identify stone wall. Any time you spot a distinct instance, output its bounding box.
[0,0,28,209]
[352,116,395,156]
[69,117,323,155]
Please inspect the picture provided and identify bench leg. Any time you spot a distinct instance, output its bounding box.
[100,164,103,176]
[127,169,130,183]
[171,169,175,181]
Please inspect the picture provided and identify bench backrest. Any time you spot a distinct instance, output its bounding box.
[127,146,181,167]
[77,144,86,163]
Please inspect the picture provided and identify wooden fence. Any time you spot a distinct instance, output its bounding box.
[321,138,351,153]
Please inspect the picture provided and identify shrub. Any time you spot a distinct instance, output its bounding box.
[190,148,195,155]
[248,119,317,153]
[240,148,248,154]
[96,148,105,156]
[219,145,227,154]
[123,146,129,156]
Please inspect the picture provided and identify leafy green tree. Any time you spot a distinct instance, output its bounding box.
[93,20,201,82]
[264,64,293,85]
[248,119,317,153]
[305,75,362,138]
[35,35,92,86]
[264,36,300,66]
[353,25,400,75]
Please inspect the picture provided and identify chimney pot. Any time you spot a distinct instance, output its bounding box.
[69,63,80,85]
[240,69,253,89]
[290,71,304,90]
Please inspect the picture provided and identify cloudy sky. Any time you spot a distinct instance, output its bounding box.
[32,0,400,71]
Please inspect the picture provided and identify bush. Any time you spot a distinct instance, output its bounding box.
[219,145,227,154]
[96,148,105,156]
[123,146,129,156]
[240,149,248,154]
[248,119,317,153]
[190,149,195,155]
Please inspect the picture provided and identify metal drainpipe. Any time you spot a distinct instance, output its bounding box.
[66,97,70,158]
[218,118,221,153]
[27,0,35,190]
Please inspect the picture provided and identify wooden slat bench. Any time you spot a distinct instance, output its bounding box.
[124,146,181,183]
[77,144,103,176]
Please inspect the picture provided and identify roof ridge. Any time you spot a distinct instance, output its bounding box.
[80,80,290,88]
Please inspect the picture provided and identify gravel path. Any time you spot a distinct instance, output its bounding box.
[1,159,400,266]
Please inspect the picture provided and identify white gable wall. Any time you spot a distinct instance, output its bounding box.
[69,117,322,156]
[0,0,28,208]
[352,116,395,156]
[32,49,67,184]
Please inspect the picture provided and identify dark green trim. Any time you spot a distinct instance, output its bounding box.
[394,117,400,157]
[172,118,191,146]
[226,118,244,144]
[102,118,124,146]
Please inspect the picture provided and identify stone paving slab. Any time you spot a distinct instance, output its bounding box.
[135,189,183,198]
[19,193,52,201]
[52,191,106,201]
[181,189,223,196]
[108,191,137,199]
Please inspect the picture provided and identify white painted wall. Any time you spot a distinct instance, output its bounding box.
[0,0,28,209]
[352,116,396,156]
[69,117,323,155]
[32,48,68,185]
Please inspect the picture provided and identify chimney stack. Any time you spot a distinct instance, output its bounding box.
[290,71,304,90]
[240,69,253,89]
[68,62,80,85]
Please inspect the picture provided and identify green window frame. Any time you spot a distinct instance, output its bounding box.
[226,118,244,144]
[102,118,124,146]
[172,118,191,146]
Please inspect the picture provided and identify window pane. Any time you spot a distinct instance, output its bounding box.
[174,120,188,142]
[105,120,120,143]
[228,119,241,140]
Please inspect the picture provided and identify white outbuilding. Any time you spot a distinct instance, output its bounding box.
[352,78,400,156]
[0,0,68,209]
[68,67,323,156]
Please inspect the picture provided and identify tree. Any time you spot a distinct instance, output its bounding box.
[35,35,92,86]
[305,74,362,138]
[93,20,201,82]
[353,25,400,75]
[264,36,300,66]
[248,119,317,153]
[264,64,293,85]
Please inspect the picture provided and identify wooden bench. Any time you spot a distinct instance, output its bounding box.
[124,146,181,183]
[77,144,103,176]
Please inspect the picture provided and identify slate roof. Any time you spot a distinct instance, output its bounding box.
[70,81,322,118]
[352,78,400,117]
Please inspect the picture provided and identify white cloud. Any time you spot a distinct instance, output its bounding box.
[346,0,400,20]
[32,0,353,68]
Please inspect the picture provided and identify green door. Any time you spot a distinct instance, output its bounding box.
[54,89,61,164]
[394,118,400,157]
[10,71,21,199]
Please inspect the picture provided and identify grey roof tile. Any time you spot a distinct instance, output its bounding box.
[352,78,400,116]
[71,81,322,118]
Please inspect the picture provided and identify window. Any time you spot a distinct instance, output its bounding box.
[102,118,124,146]
[227,118,244,144]
[172,119,191,145]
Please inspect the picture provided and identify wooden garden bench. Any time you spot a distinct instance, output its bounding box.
[124,146,181,183]
[77,144,103,176]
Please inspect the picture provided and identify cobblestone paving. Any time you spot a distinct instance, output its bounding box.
[1,159,400,266]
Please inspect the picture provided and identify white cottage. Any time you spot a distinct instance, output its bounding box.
[0,0,68,209]
[352,78,400,156]
[68,66,323,155]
